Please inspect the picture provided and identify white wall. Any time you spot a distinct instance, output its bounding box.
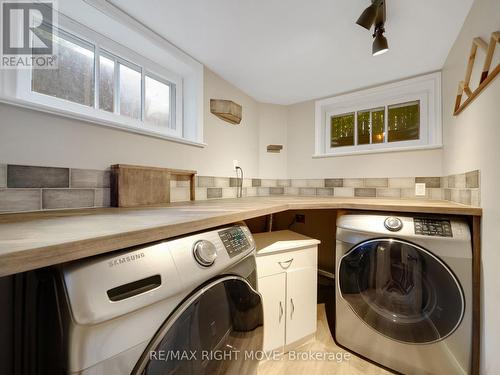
[286,100,443,178]
[258,103,288,179]
[0,68,261,178]
[441,0,500,373]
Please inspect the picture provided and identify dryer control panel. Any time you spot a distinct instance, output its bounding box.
[219,226,252,257]
[414,218,453,237]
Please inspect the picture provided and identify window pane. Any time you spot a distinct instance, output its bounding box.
[32,31,94,106]
[119,63,141,119]
[99,55,114,113]
[388,101,420,142]
[331,113,354,148]
[357,111,370,145]
[371,108,385,144]
[145,76,171,128]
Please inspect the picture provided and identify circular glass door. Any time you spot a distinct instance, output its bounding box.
[133,276,263,375]
[339,239,464,344]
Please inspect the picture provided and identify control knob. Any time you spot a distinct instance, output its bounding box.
[193,240,217,266]
[384,216,403,232]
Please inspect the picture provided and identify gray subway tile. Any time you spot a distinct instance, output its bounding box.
[207,188,222,199]
[7,165,69,188]
[257,187,270,196]
[299,188,317,196]
[466,170,479,188]
[455,174,466,188]
[197,176,215,187]
[429,188,444,200]
[334,187,354,197]
[0,189,41,212]
[471,189,481,207]
[214,177,230,187]
[388,177,414,188]
[376,188,401,198]
[0,164,6,188]
[459,189,471,205]
[284,187,299,195]
[440,177,449,189]
[71,169,110,188]
[325,178,343,188]
[261,179,278,187]
[277,179,291,187]
[448,175,455,188]
[354,188,376,197]
[229,177,240,187]
[343,178,364,188]
[94,188,111,207]
[222,188,237,198]
[444,189,452,201]
[415,177,441,188]
[316,188,334,196]
[42,189,94,209]
[252,179,261,187]
[364,178,388,188]
[270,187,284,195]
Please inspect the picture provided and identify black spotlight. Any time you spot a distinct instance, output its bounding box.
[356,3,378,30]
[372,26,389,56]
[356,0,389,56]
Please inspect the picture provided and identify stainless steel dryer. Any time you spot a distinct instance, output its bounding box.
[335,214,472,375]
[59,223,262,375]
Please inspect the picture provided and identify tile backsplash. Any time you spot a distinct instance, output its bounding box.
[0,162,481,213]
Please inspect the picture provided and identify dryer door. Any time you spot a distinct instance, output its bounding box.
[132,276,263,375]
[338,239,465,344]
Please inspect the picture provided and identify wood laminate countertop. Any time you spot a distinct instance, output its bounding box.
[0,196,482,277]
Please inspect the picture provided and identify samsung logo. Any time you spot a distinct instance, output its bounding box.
[108,252,145,267]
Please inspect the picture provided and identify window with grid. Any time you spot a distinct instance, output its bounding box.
[316,72,441,157]
[29,26,176,135]
[330,101,420,149]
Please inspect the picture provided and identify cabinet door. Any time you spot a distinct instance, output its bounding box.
[258,272,286,352]
[285,267,317,346]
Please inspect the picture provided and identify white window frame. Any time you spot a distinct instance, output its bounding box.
[314,72,442,157]
[0,11,195,145]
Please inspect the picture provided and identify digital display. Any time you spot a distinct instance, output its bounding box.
[414,218,453,237]
[218,227,250,257]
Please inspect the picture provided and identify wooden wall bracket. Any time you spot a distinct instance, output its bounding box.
[454,31,500,116]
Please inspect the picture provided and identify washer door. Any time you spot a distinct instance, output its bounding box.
[132,276,263,375]
[339,239,464,344]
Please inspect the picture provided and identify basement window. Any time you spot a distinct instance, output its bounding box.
[0,8,204,146]
[28,26,178,137]
[315,72,442,157]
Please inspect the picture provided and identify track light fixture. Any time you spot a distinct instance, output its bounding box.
[356,0,389,56]
[372,26,389,56]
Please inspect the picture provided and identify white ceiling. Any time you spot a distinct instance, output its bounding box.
[108,0,473,105]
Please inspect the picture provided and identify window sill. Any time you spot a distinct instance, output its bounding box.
[0,96,207,148]
[312,144,442,158]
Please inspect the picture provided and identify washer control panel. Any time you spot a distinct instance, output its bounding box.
[414,218,453,237]
[218,226,251,257]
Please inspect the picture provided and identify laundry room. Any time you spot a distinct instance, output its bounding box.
[0,0,498,374]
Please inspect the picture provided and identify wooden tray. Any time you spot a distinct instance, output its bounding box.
[110,164,196,207]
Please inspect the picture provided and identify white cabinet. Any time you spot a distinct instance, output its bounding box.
[258,272,286,351]
[253,230,319,353]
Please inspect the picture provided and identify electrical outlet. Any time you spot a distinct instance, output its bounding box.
[415,183,426,196]
[295,214,305,224]
[232,160,239,170]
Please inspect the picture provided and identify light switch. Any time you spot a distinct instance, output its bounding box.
[415,183,426,196]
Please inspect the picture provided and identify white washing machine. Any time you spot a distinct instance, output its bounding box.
[58,223,263,375]
[335,214,472,375]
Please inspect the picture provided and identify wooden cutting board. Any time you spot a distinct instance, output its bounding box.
[110,164,196,207]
